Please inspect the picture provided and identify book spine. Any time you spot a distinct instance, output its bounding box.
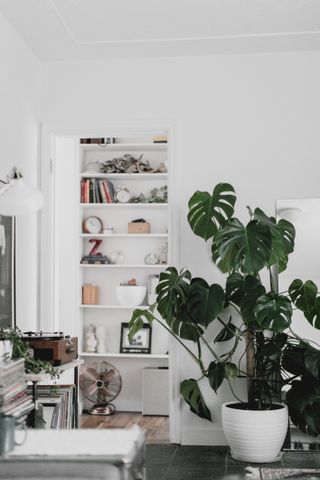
[89,179,94,203]
[103,180,112,203]
[85,179,90,203]
[95,180,102,203]
[80,179,85,202]
[98,180,107,203]
[91,179,96,203]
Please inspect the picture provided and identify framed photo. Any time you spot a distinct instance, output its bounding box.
[120,322,152,354]
[0,216,15,328]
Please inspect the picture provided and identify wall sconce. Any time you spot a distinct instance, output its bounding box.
[0,167,43,215]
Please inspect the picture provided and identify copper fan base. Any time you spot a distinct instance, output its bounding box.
[88,404,116,416]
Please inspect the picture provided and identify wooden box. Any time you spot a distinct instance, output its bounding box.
[82,284,98,304]
[128,222,150,234]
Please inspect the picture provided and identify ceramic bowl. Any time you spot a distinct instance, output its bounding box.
[116,286,147,306]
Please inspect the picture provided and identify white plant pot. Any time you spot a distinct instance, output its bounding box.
[0,340,13,363]
[222,402,288,463]
[116,286,147,306]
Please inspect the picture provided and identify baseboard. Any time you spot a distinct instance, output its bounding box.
[181,427,227,446]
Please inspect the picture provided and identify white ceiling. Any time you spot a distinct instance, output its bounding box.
[1,0,320,61]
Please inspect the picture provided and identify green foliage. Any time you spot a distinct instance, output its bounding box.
[212,218,272,275]
[188,183,236,240]
[0,327,58,376]
[128,181,320,437]
[180,379,212,421]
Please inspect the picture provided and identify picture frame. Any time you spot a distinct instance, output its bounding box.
[0,216,15,328]
[120,322,152,354]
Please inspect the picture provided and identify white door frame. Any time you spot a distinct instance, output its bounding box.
[40,119,181,443]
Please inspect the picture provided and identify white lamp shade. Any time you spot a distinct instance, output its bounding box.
[0,178,44,215]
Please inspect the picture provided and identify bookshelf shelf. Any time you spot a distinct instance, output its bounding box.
[80,143,167,152]
[80,203,168,208]
[80,305,149,309]
[80,233,168,238]
[80,352,169,359]
[80,172,167,180]
[80,264,168,269]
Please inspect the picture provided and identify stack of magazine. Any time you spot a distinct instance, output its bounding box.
[27,385,75,429]
[0,358,33,424]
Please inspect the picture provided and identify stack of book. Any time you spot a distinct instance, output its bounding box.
[0,358,33,424]
[81,178,115,203]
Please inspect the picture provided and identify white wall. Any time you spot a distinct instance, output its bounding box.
[41,51,320,443]
[0,12,42,331]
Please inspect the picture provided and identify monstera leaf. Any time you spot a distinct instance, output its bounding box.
[186,278,225,327]
[225,273,244,306]
[156,267,191,321]
[180,379,212,421]
[240,276,266,327]
[254,293,292,333]
[188,183,236,241]
[212,218,272,274]
[170,307,203,342]
[286,379,320,436]
[128,308,154,341]
[253,208,295,273]
[289,279,320,329]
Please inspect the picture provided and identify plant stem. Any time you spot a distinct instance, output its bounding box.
[149,313,203,367]
[199,335,221,361]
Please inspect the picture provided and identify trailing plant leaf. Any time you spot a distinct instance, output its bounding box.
[156,267,191,321]
[254,293,292,332]
[180,379,212,421]
[208,362,225,393]
[187,183,236,241]
[224,362,239,381]
[187,278,225,327]
[214,317,238,342]
[213,218,272,274]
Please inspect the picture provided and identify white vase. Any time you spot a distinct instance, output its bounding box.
[0,340,13,363]
[222,402,288,463]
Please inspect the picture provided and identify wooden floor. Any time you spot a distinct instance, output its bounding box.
[80,412,169,444]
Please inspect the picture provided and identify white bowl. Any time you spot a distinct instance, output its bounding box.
[116,286,147,306]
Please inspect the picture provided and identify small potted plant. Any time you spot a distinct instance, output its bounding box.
[128,182,320,462]
[0,327,56,375]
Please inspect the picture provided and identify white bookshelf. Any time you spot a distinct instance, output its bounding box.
[78,134,170,412]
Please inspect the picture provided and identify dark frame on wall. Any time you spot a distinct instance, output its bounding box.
[120,322,152,354]
[0,215,15,328]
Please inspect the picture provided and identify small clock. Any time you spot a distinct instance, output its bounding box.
[115,187,130,204]
[83,216,103,234]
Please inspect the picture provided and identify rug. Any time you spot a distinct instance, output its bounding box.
[245,467,320,479]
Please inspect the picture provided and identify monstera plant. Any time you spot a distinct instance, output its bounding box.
[129,182,320,460]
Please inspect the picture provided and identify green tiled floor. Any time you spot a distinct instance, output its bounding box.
[146,445,320,480]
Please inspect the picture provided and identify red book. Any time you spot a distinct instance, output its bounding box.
[103,180,112,203]
[80,179,85,202]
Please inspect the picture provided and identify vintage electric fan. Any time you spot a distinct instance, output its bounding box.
[80,361,122,415]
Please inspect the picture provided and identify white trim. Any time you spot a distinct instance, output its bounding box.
[40,119,181,444]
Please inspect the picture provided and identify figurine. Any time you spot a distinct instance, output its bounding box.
[95,325,106,353]
[85,325,97,353]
